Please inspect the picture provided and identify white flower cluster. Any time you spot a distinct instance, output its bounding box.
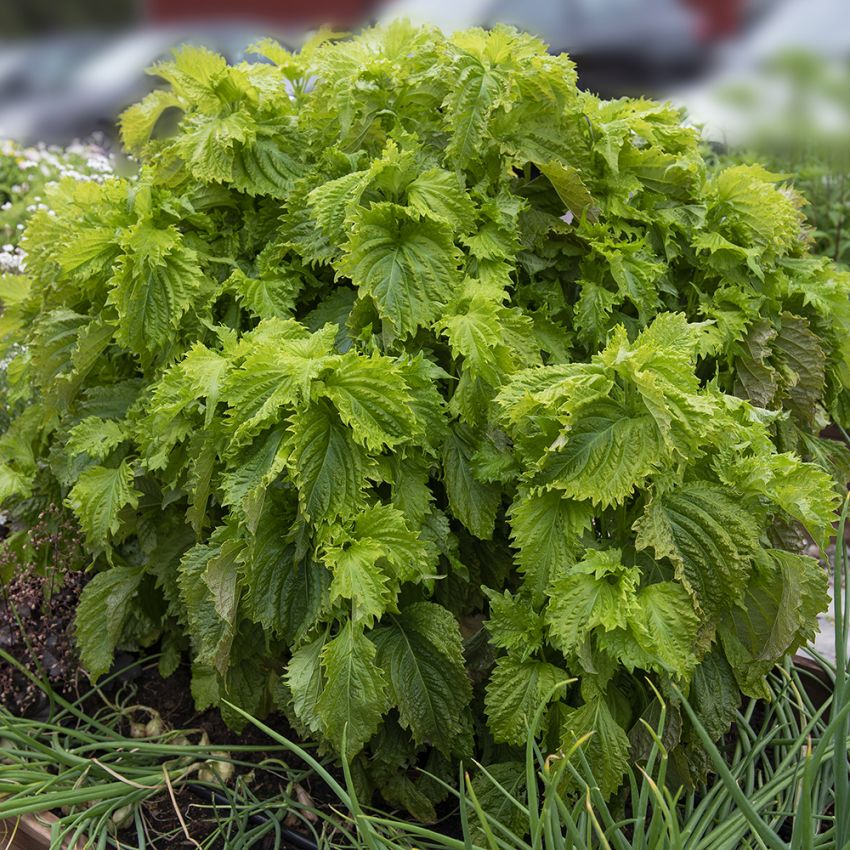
[3,139,114,188]
[0,243,26,274]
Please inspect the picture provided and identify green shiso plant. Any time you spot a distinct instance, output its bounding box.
[1,23,848,815]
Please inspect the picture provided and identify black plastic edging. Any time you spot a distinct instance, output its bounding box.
[188,783,319,850]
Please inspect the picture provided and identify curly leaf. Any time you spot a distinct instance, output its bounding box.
[536,400,662,508]
[373,602,472,754]
[485,654,568,745]
[287,402,369,524]
[317,621,391,760]
[635,481,760,617]
[66,461,139,547]
[321,352,416,451]
[508,488,593,606]
[340,203,462,337]
[719,549,829,699]
[561,692,630,799]
[75,566,144,679]
[442,423,502,538]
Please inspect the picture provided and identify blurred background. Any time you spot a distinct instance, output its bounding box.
[0,0,844,147]
[0,0,848,271]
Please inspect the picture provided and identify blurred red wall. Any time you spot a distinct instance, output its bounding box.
[144,0,379,26]
[683,0,744,38]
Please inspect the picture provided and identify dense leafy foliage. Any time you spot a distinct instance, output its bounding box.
[1,24,847,814]
[0,140,113,431]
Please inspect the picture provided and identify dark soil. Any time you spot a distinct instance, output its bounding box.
[0,565,86,713]
[106,661,334,849]
[0,507,88,715]
[138,783,225,849]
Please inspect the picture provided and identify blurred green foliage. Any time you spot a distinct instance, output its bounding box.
[719,51,850,267]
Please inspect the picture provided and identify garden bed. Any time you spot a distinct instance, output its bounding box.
[0,630,337,849]
[0,561,846,849]
[1,21,850,850]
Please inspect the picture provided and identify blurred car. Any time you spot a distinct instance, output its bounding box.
[668,0,850,143]
[0,34,106,102]
[0,43,34,97]
[376,0,711,95]
[0,25,295,146]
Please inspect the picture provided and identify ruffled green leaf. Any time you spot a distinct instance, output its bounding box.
[536,400,662,508]
[720,549,829,699]
[340,203,462,337]
[485,654,568,745]
[75,566,144,679]
[373,602,472,754]
[66,461,139,548]
[317,621,391,760]
[561,691,630,799]
[287,401,369,524]
[635,482,760,616]
[442,423,502,538]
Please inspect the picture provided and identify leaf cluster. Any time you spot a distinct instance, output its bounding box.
[1,23,848,812]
